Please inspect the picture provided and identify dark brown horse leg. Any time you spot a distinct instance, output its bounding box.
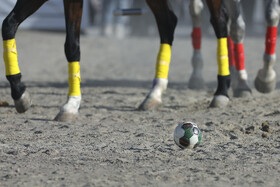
[206,0,231,107]
[55,0,83,121]
[139,0,177,110]
[2,0,47,113]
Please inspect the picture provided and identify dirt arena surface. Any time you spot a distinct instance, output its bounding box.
[0,30,280,186]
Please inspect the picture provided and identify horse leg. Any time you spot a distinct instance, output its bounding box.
[188,0,205,90]
[54,0,83,121]
[2,0,47,113]
[255,0,279,93]
[225,0,252,97]
[206,0,230,107]
[227,34,237,87]
[138,0,177,110]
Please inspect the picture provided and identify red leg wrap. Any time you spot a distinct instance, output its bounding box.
[227,36,236,67]
[234,43,245,71]
[265,26,277,55]
[191,27,201,50]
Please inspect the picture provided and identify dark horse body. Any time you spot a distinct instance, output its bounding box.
[2,0,238,120]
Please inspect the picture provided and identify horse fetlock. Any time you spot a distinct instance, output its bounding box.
[148,78,168,101]
[214,75,230,97]
[210,76,230,107]
[233,70,252,97]
[138,78,167,111]
[191,50,203,69]
[188,72,204,90]
[61,95,81,114]
[54,95,81,121]
[263,53,276,69]
[6,73,26,100]
[237,70,248,80]
[14,90,32,113]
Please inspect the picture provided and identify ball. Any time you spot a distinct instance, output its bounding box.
[174,122,202,149]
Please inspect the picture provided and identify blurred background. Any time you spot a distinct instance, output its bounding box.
[0,0,269,39]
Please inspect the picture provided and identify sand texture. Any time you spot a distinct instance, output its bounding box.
[0,31,280,186]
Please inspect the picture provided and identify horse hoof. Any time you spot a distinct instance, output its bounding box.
[254,73,276,93]
[209,95,229,108]
[138,97,162,111]
[233,89,252,98]
[14,91,32,113]
[54,112,78,122]
[188,75,205,90]
[233,80,252,98]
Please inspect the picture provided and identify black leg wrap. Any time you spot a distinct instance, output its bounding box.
[6,73,26,100]
[214,75,230,97]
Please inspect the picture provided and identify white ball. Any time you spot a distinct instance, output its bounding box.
[174,122,202,149]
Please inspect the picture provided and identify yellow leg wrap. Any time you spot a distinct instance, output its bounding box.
[217,38,230,76]
[68,61,81,96]
[3,39,21,76]
[155,43,172,79]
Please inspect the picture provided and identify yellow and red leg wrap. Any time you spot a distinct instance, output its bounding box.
[68,61,81,96]
[155,44,172,79]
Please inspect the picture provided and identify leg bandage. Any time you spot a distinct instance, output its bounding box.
[68,61,81,96]
[227,36,235,67]
[217,38,230,76]
[265,26,277,55]
[3,39,20,76]
[155,44,171,79]
[234,43,245,71]
[192,27,202,50]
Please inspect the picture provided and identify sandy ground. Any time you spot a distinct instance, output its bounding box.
[0,30,280,186]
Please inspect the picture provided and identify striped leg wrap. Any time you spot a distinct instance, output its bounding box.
[68,61,81,96]
[216,38,230,96]
[155,44,171,79]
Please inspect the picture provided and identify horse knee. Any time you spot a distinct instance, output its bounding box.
[6,74,26,100]
[265,1,280,26]
[210,16,228,38]
[230,16,245,43]
[189,0,203,17]
[2,13,18,40]
[189,0,203,27]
